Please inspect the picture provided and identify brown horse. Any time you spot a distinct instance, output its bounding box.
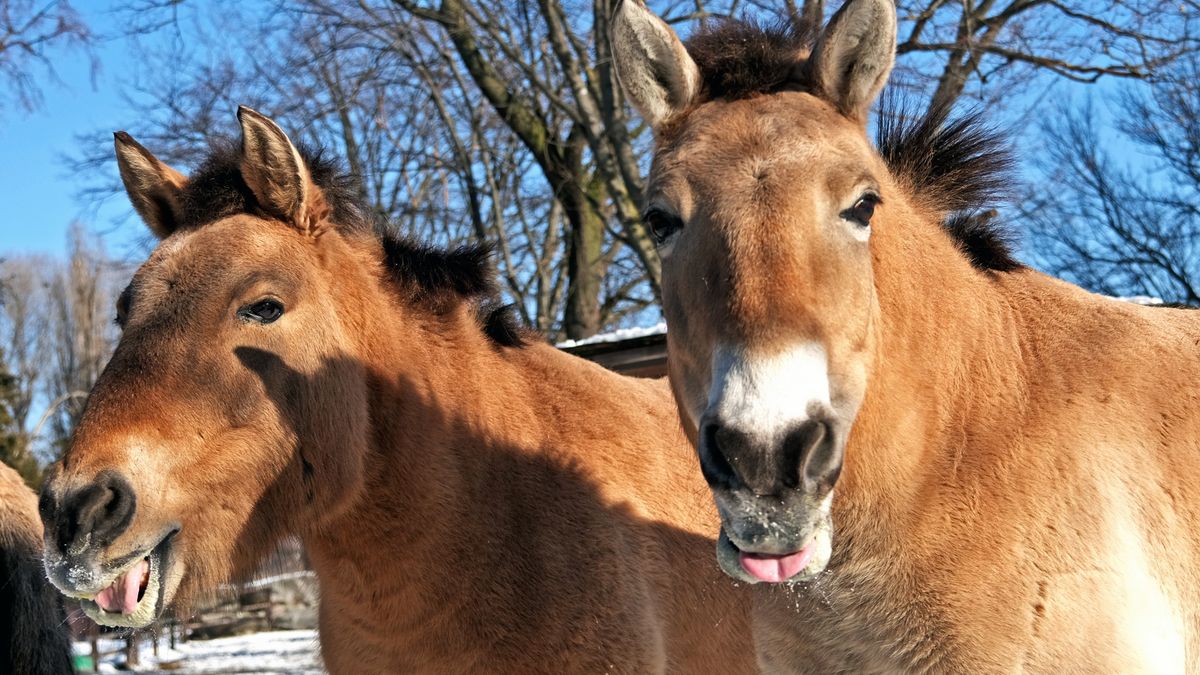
[612,0,1200,671]
[38,108,758,674]
[1,463,73,674]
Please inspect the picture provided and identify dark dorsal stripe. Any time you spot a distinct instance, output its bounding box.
[171,138,526,347]
[684,18,1021,273]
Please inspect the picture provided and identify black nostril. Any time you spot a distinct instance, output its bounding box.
[53,471,137,554]
[699,421,742,491]
[780,420,828,490]
[786,419,842,491]
[701,417,845,496]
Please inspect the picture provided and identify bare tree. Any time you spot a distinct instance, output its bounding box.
[0,350,38,484]
[0,0,94,114]
[891,0,1199,111]
[0,258,46,431]
[75,0,1200,339]
[389,0,674,337]
[0,256,49,461]
[43,224,120,455]
[71,2,591,339]
[1026,53,1200,303]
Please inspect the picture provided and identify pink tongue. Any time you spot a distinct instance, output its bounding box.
[739,544,816,583]
[95,560,149,614]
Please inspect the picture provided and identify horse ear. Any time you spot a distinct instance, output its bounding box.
[113,132,187,239]
[808,0,896,123]
[236,106,328,235]
[609,0,701,129]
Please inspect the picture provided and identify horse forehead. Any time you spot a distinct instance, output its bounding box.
[136,218,298,301]
[662,98,866,186]
[148,218,291,271]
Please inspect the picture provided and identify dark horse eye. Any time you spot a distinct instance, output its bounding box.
[642,208,685,246]
[844,193,880,227]
[114,286,132,328]
[238,299,284,324]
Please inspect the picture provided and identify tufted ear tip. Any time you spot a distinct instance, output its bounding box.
[236,105,267,124]
[113,131,148,154]
[236,106,286,139]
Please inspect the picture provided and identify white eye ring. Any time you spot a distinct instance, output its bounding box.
[846,219,871,242]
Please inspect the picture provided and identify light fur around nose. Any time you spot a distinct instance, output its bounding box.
[706,342,832,445]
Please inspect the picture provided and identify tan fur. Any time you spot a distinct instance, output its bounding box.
[616,0,1200,670]
[0,464,43,562]
[41,120,759,672]
[698,151,1200,670]
[0,464,73,674]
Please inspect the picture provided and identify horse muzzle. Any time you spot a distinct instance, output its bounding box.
[711,486,835,584]
[40,469,181,627]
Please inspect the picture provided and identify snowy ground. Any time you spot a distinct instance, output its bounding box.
[84,629,325,674]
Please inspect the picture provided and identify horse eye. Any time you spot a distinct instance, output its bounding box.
[845,194,880,227]
[642,208,685,246]
[238,299,284,324]
[114,287,132,327]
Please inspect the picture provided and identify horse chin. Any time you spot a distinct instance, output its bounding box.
[715,516,833,585]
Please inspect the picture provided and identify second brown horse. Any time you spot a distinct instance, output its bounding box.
[38,108,757,674]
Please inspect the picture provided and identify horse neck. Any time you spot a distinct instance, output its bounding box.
[299,273,547,637]
[839,198,1028,534]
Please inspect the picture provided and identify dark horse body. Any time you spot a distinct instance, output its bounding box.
[2,463,73,674]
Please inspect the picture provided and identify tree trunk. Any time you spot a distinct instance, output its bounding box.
[562,184,605,339]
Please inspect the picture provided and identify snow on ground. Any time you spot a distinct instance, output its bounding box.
[556,321,666,348]
[87,629,324,674]
[1113,295,1164,305]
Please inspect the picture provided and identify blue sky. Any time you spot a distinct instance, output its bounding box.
[0,1,1150,264]
[0,3,151,258]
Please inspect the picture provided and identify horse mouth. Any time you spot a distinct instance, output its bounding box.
[738,543,818,583]
[716,526,830,584]
[80,532,175,628]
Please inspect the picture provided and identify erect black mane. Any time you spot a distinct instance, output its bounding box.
[378,238,527,347]
[177,137,526,347]
[684,17,818,101]
[876,97,1022,272]
[175,139,372,234]
[685,17,1021,273]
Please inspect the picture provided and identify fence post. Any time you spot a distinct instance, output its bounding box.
[89,621,99,673]
[125,631,139,667]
